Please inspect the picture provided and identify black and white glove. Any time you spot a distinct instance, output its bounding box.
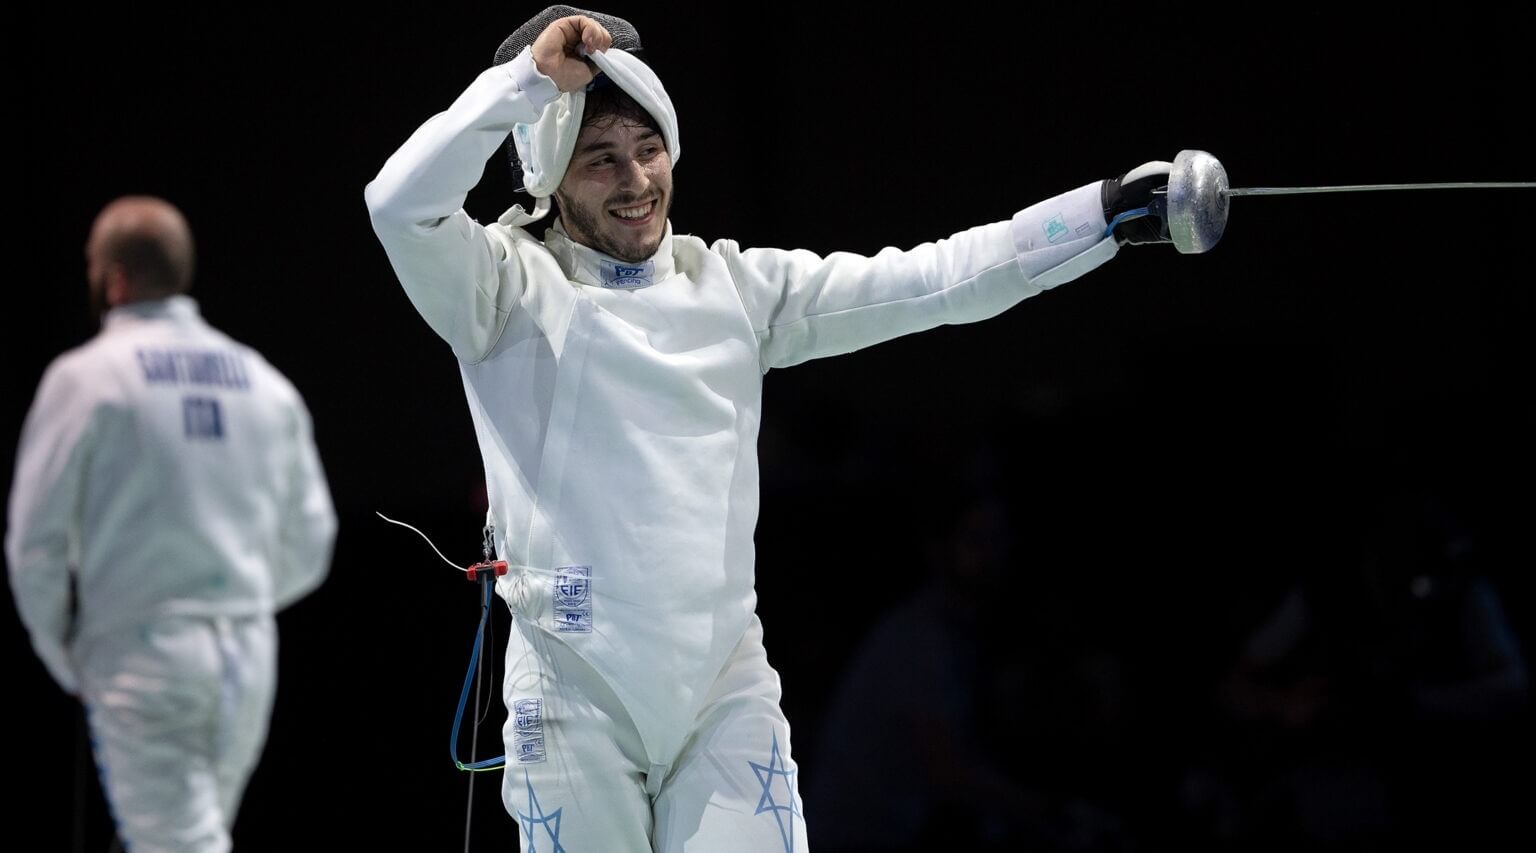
[1101,161,1173,245]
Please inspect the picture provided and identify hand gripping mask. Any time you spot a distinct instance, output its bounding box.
[493,6,681,226]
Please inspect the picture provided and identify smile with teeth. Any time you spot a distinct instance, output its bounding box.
[611,200,656,221]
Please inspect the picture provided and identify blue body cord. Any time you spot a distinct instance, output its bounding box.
[451,576,506,771]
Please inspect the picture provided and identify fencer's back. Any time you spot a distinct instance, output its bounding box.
[50,296,310,636]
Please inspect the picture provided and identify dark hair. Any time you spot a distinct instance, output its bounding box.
[581,78,661,135]
[104,230,194,296]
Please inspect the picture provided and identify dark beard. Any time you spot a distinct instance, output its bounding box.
[555,190,670,264]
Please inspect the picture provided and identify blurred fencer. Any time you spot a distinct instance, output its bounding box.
[7,196,337,852]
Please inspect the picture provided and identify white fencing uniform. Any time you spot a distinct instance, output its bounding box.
[6,295,337,852]
[366,47,1118,852]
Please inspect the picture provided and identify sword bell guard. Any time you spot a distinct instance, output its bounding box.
[1166,149,1230,254]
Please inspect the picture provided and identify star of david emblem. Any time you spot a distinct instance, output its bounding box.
[749,732,803,853]
[517,771,565,853]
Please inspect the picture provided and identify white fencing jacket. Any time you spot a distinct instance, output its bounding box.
[366,48,1119,763]
[6,296,336,693]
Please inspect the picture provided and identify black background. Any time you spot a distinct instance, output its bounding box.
[9,4,1532,850]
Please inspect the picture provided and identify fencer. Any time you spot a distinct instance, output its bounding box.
[365,8,1177,851]
[7,197,337,852]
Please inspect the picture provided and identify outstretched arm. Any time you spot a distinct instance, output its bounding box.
[725,162,1172,370]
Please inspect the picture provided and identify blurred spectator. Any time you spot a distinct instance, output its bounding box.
[809,495,1135,851]
[1189,484,1526,850]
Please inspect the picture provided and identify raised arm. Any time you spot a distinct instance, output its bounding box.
[364,16,613,360]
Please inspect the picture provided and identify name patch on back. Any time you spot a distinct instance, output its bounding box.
[137,348,250,390]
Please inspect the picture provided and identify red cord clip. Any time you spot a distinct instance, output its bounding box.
[466,560,509,581]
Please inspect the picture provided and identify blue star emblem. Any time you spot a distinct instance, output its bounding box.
[517,772,565,853]
[749,732,803,853]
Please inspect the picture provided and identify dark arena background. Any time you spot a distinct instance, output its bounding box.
[9,5,1532,851]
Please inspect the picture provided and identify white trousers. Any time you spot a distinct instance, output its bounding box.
[501,614,809,852]
[79,615,276,853]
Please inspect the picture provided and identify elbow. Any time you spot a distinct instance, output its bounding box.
[363,173,433,236]
[312,498,339,554]
[364,177,406,231]
[365,176,449,239]
[320,510,339,553]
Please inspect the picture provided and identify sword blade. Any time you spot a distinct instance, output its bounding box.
[1224,182,1535,197]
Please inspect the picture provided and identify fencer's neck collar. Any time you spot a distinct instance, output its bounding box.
[104,295,202,329]
[544,218,676,290]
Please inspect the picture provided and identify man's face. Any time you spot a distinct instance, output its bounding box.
[554,118,672,264]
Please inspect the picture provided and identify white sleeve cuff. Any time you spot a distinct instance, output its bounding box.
[1010,180,1120,290]
[504,46,561,108]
